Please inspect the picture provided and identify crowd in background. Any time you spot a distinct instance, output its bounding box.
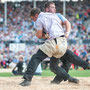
[0,1,90,69]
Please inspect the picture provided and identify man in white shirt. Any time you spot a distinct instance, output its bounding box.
[20,8,71,86]
[44,1,90,84]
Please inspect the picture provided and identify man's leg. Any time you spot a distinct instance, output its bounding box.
[50,57,70,84]
[61,61,79,83]
[61,60,71,73]
[61,49,90,82]
[61,49,89,69]
[51,49,90,84]
[20,49,48,86]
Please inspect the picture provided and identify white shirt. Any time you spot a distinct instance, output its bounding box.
[36,12,65,39]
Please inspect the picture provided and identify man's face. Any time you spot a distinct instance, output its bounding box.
[30,14,38,21]
[46,4,56,13]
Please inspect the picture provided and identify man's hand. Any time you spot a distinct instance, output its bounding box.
[45,33,49,39]
[42,32,49,39]
[65,32,70,39]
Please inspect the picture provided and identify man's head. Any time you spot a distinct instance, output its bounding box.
[30,8,41,21]
[18,55,23,61]
[44,1,56,13]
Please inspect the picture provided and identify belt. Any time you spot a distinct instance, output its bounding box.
[54,35,65,44]
[60,35,65,37]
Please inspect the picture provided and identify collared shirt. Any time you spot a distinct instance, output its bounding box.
[36,12,65,39]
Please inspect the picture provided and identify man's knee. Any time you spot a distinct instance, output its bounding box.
[50,65,58,74]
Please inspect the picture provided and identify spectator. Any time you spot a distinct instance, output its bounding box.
[12,55,24,75]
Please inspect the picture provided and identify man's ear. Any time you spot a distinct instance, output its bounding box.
[45,8,49,12]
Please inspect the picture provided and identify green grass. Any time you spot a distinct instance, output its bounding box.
[42,69,90,77]
[69,69,90,77]
[0,72,13,77]
[0,69,90,77]
[42,69,55,76]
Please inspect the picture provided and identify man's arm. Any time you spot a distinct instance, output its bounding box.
[62,20,71,38]
[35,17,49,39]
[36,30,49,39]
[57,13,71,38]
[36,30,43,38]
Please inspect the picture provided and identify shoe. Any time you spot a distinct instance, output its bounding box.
[68,77,79,84]
[51,78,63,84]
[50,75,63,84]
[19,79,30,86]
[51,80,61,84]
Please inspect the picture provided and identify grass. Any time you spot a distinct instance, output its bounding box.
[69,69,90,77]
[0,72,13,77]
[42,69,90,77]
[0,69,90,77]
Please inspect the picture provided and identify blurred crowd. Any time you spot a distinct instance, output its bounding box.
[0,1,90,69]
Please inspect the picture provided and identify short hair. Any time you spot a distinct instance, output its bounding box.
[19,55,24,60]
[30,8,41,17]
[44,1,55,9]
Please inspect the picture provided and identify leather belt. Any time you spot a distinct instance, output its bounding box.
[54,35,65,44]
[60,35,65,37]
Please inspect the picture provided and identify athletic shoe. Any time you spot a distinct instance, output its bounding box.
[51,78,63,84]
[19,79,30,86]
[68,77,79,84]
